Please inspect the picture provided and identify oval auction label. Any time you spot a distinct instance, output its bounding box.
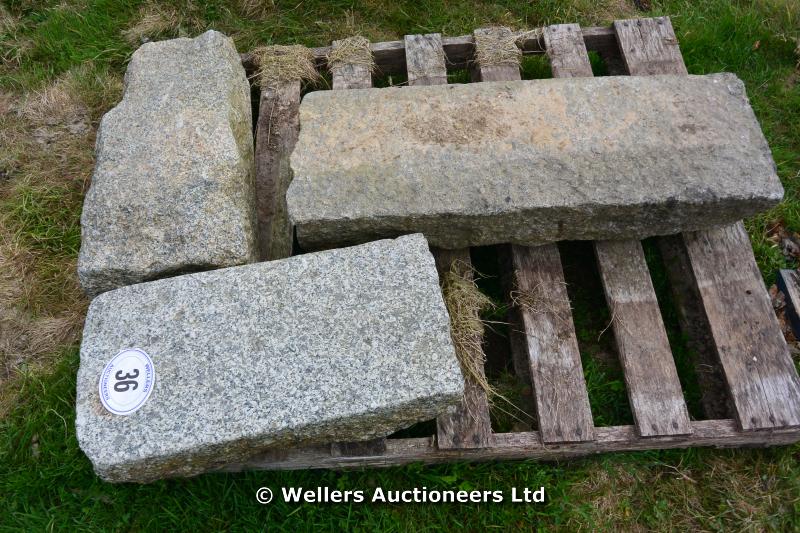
[98,348,155,415]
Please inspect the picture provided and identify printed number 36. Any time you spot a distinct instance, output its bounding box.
[114,369,140,393]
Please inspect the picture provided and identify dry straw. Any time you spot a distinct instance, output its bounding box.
[474,27,522,68]
[473,27,544,69]
[251,44,320,86]
[509,279,571,327]
[440,260,495,400]
[327,36,374,73]
[441,261,534,425]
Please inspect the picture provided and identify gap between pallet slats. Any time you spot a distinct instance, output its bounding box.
[254,81,300,261]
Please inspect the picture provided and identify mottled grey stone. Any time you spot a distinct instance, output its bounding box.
[76,234,463,483]
[78,30,256,297]
[287,73,783,250]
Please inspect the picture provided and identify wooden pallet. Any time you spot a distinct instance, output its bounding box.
[229,16,800,472]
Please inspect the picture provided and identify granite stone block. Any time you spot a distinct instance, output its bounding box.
[287,74,782,249]
[76,234,463,482]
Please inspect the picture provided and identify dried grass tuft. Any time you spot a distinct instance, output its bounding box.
[252,44,320,86]
[122,4,182,45]
[0,228,85,390]
[0,308,82,380]
[441,260,495,400]
[19,76,88,128]
[474,27,522,68]
[327,36,374,73]
[514,28,543,49]
[442,261,534,425]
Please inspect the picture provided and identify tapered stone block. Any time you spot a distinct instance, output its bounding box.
[78,30,257,297]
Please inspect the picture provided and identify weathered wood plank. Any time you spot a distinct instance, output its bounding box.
[616,17,731,419]
[331,438,387,457]
[241,25,621,76]
[431,249,495,449]
[508,244,595,443]
[543,24,593,78]
[224,419,800,471]
[777,269,800,337]
[680,223,800,430]
[331,38,373,90]
[403,33,494,449]
[616,17,800,430]
[594,240,692,436]
[254,81,300,260]
[404,34,448,86]
[471,26,593,444]
[613,17,688,76]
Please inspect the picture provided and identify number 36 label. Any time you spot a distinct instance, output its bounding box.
[99,348,155,415]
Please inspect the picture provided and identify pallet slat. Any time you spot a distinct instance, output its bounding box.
[331,38,373,89]
[543,24,593,78]
[331,438,387,457]
[254,81,301,260]
[681,224,800,429]
[473,26,594,444]
[404,34,448,86]
[471,27,521,82]
[622,16,731,420]
[545,22,696,438]
[509,244,595,443]
[431,248,495,449]
[613,17,687,76]
[403,33,495,449]
[595,240,693,436]
[225,419,800,472]
[616,17,800,431]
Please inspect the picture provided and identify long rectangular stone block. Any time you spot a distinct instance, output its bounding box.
[78,31,257,297]
[76,234,463,482]
[287,74,783,250]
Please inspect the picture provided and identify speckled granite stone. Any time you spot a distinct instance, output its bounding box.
[287,73,783,250]
[78,30,256,298]
[76,234,463,483]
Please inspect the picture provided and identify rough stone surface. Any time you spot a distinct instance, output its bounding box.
[76,234,463,483]
[78,30,256,297]
[288,74,783,250]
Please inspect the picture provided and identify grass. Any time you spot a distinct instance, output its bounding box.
[1,0,800,530]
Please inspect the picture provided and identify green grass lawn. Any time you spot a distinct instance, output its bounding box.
[2,0,800,530]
